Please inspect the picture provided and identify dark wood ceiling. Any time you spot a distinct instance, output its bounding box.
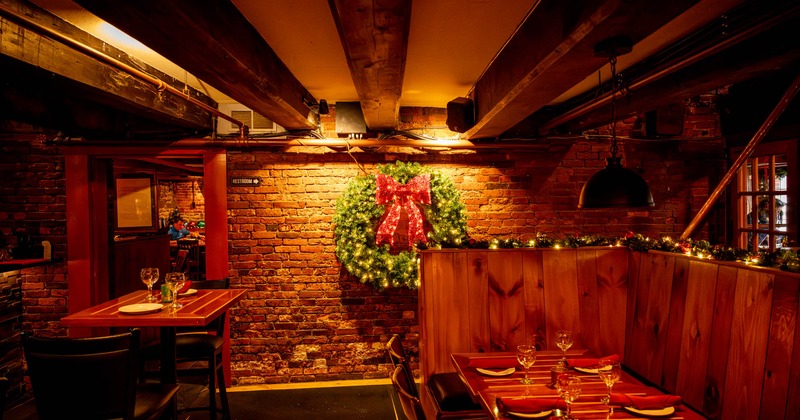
[1,0,800,143]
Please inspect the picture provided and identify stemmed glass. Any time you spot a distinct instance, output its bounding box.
[555,330,573,368]
[516,345,537,385]
[164,272,186,309]
[556,374,582,420]
[598,360,621,414]
[140,267,159,303]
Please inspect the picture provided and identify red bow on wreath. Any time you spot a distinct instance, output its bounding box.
[375,173,431,247]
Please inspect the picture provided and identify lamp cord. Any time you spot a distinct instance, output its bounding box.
[609,54,619,159]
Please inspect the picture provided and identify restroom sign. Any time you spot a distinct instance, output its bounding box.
[230,177,262,186]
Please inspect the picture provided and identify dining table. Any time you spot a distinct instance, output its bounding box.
[451,350,705,419]
[61,288,247,385]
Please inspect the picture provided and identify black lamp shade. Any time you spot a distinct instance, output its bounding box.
[578,157,655,208]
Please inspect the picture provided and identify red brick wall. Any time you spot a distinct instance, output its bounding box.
[1,106,725,386]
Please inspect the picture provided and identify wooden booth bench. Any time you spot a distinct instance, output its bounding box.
[418,248,800,420]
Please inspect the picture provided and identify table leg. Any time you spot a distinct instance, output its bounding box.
[160,326,177,384]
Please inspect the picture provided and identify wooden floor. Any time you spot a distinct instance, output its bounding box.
[3,378,404,420]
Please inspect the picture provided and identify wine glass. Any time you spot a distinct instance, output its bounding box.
[556,374,582,420]
[555,330,573,368]
[140,268,159,303]
[598,360,621,413]
[516,344,536,384]
[164,272,186,309]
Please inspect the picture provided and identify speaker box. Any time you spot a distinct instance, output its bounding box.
[645,103,684,137]
[446,97,475,133]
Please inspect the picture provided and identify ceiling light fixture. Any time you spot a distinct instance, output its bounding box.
[578,36,654,209]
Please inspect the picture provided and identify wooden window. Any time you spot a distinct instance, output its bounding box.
[734,140,797,251]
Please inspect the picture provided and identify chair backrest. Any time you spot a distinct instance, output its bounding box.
[387,334,418,397]
[391,365,426,420]
[23,329,141,419]
[172,248,189,273]
[0,376,9,420]
[182,278,230,335]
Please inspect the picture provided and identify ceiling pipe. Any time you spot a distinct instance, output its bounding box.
[542,6,795,133]
[679,72,800,241]
[0,2,248,139]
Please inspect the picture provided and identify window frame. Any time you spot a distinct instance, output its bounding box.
[732,139,797,252]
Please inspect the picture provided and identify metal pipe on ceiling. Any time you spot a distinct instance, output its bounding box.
[0,2,248,138]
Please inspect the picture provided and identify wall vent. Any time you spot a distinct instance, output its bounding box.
[216,103,283,135]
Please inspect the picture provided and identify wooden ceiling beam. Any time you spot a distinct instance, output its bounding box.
[75,0,317,131]
[0,0,214,138]
[328,0,412,130]
[462,0,701,140]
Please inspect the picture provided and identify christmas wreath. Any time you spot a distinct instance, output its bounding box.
[333,161,468,290]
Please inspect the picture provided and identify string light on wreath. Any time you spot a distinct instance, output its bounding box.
[333,161,468,290]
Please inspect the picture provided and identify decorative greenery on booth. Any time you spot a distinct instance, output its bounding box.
[333,161,468,290]
[477,232,800,273]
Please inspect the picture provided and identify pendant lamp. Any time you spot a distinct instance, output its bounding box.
[578,37,654,209]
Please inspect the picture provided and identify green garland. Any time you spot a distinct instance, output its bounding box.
[478,232,800,273]
[333,161,468,290]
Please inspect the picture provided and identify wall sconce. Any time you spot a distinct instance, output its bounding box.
[303,97,329,114]
[578,36,654,209]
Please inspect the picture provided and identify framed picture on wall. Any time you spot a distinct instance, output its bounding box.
[115,173,157,232]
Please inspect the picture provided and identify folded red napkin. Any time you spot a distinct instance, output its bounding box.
[496,397,567,413]
[566,354,620,368]
[467,358,521,369]
[178,280,192,294]
[609,393,682,409]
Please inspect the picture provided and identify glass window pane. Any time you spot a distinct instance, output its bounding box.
[744,160,753,192]
[744,196,754,227]
[775,154,787,192]
[756,195,770,227]
[757,157,770,191]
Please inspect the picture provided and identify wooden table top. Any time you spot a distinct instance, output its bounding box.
[61,289,247,328]
[451,351,705,420]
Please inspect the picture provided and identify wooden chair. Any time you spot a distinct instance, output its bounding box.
[176,239,201,280]
[391,365,426,420]
[172,249,189,273]
[22,329,178,420]
[386,334,486,419]
[142,278,230,419]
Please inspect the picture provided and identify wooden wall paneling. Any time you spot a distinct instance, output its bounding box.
[703,265,738,419]
[576,249,601,355]
[432,251,469,376]
[625,251,642,361]
[787,276,800,418]
[675,260,720,410]
[522,251,546,350]
[487,251,525,351]
[466,251,489,353]
[542,250,580,350]
[419,251,446,379]
[758,274,799,420]
[662,256,690,392]
[626,252,675,385]
[721,269,774,420]
[595,248,629,358]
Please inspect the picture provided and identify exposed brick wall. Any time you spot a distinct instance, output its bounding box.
[0,136,68,339]
[1,106,725,386]
[157,180,205,224]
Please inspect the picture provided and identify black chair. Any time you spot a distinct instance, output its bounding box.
[391,365,426,420]
[142,278,231,419]
[0,376,9,420]
[23,329,178,420]
[386,334,486,419]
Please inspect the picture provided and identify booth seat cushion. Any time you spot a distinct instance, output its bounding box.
[428,372,483,412]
